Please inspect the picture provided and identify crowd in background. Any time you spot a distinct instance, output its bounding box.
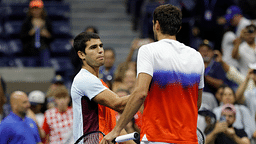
[0,0,256,143]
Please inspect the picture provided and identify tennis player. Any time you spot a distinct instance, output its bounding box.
[101,4,204,144]
[71,32,135,143]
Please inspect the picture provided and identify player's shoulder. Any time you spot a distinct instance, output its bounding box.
[73,69,98,84]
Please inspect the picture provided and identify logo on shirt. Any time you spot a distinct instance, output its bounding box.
[30,123,34,128]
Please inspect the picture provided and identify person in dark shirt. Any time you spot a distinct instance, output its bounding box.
[20,0,53,66]
[205,104,250,144]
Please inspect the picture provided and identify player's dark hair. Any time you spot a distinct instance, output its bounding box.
[73,32,100,54]
[153,4,182,36]
[104,47,116,58]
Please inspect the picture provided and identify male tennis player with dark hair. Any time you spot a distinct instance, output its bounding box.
[101,4,204,144]
[71,32,135,143]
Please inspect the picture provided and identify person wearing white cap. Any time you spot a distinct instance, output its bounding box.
[28,90,46,127]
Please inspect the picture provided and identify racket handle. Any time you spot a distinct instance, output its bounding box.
[113,132,139,143]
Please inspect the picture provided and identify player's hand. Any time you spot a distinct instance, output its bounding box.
[100,130,119,144]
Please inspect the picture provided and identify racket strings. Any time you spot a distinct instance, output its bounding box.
[197,128,205,144]
[83,133,104,144]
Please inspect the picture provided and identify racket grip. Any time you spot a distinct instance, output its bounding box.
[113,132,139,143]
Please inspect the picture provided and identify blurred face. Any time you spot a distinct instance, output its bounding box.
[198,45,213,63]
[215,87,224,102]
[12,92,31,117]
[244,31,256,44]
[221,111,236,127]
[82,39,104,67]
[123,70,136,89]
[222,87,236,104]
[54,97,70,111]
[104,50,115,68]
[230,15,241,26]
[31,7,43,18]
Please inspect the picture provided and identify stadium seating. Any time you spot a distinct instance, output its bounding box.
[50,39,72,56]
[4,20,23,38]
[44,2,70,21]
[50,57,74,78]
[52,20,72,38]
[7,39,23,56]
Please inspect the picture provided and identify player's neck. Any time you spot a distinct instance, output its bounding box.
[157,33,176,41]
[82,65,100,77]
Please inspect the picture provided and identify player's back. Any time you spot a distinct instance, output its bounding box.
[138,39,204,143]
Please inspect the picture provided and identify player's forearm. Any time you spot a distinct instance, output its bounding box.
[113,96,130,113]
[113,90,146,134]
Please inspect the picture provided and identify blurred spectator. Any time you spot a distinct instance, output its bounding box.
[84,26,98,34]
[20,0,53,67]
[236,63,256,118]
[99,47,116,89]
[198,40,237,95]
[201,92,218,111]
[197,104,217,134]
[28,90,46,127]
[113,38,153,91]
[0,76,9,123]
[41,85,73,144]
[224,5,252,37]
[192,0,234,51]
[0,91,42,144]
[46,74,65,109]
[206,104,250,144]
[115,69,136,94]
[221,28,240,69]
[213,86,255,139]
[232,24,256,76]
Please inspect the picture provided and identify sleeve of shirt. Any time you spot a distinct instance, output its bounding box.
[74,74,107,100]
[42,115,50,135]
[236,129,248,138]
[0,123,13,144]
[137,46,154,77]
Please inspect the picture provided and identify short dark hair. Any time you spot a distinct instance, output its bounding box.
[73,32,100,54]
[153,4,182,36]
[104,47,116,58]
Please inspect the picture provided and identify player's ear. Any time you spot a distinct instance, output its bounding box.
[77,51,86,60]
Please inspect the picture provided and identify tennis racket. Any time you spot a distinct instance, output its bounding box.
[197,127,205,144]
[74,131,139,144]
